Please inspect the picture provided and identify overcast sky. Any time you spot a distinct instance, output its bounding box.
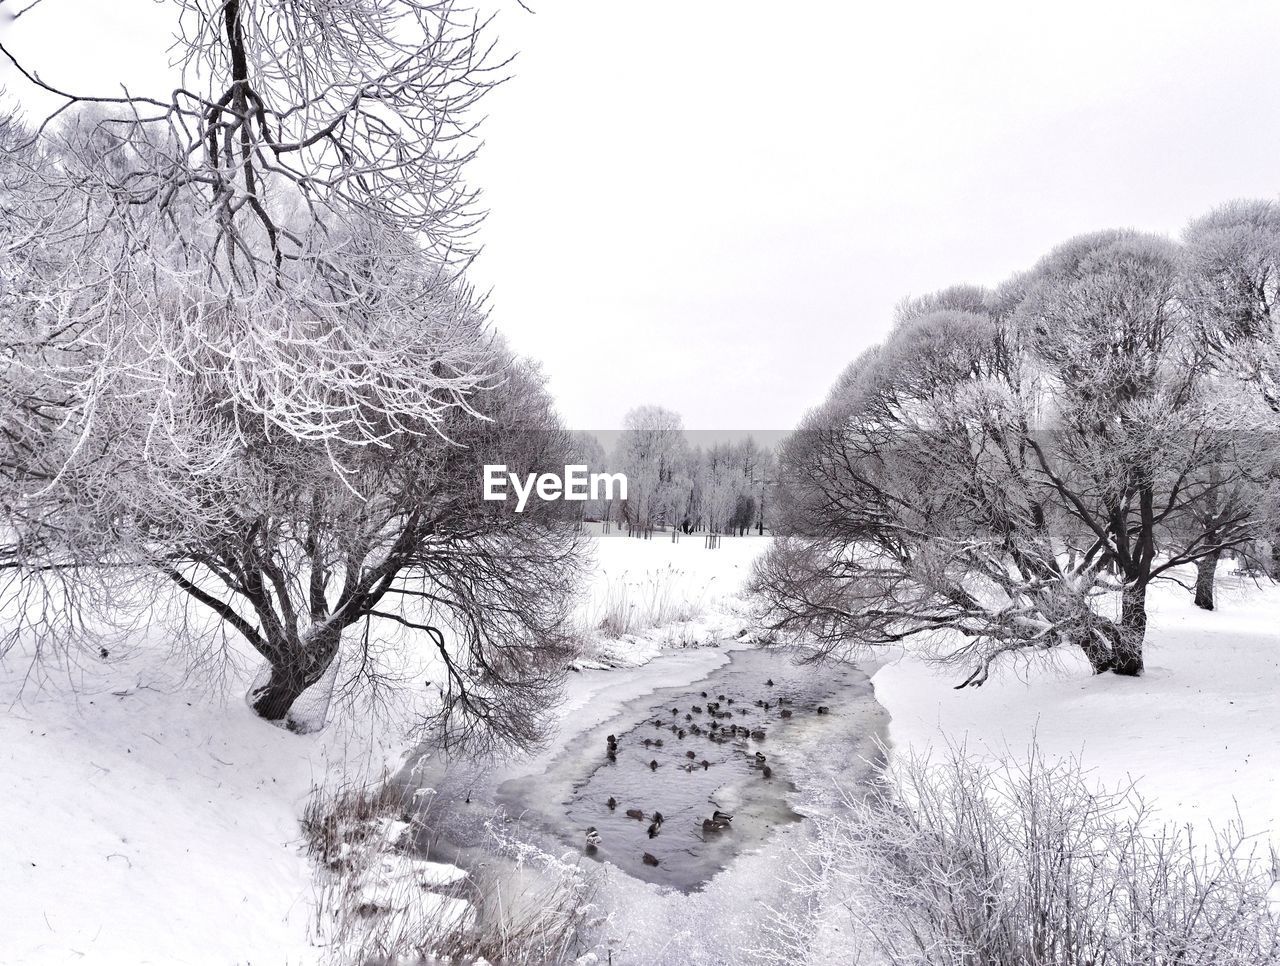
[4,1,1280,429]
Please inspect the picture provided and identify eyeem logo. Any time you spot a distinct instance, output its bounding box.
[483,465,628,513]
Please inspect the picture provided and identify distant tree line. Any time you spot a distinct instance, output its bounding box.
[571,409,775,537]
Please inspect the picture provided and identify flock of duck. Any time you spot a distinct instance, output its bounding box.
[583,678,834,869]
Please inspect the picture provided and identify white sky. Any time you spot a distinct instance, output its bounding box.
[4,1,1280,429]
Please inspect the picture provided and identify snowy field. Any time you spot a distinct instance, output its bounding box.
[876,563,1280,840]
[1,533,1276,964]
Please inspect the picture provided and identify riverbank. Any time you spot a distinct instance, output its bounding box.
[4,538,1277,964]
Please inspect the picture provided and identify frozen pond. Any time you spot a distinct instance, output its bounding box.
[397,643,885,896]
[497,647,883,891]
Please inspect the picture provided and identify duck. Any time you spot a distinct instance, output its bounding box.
[653,739,664,748]
[643,738,653,748]
[700,691,708,698]
[642,852,660,866]
[647,821,661,838]
[751,729,766,740]
[677,729,686,740]
[585,827,602,852]
[762,765,773,779]
[671,708,679,715]
[702,810,732,832]
[717,694,726,701]
[754,751,767,766]
[625,808,645,821]
[649,759,659,771]
[779,709,793,719]
[700,759,710,770]
[691,705,703,714]
[816,705,830,715]
[765,679,774,687]
[607,797,617,810]
[685,750,696,759]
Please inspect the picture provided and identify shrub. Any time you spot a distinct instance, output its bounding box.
[768,743,1280,965]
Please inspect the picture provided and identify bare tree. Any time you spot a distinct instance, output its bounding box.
[753,233,1258,685]
[0,0,501,276]
[614,405,684,532]
[0,5,591,744]
[152,356,587,741]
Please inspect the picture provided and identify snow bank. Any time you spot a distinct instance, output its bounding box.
[0,631,429,965]
[0,650,318,963]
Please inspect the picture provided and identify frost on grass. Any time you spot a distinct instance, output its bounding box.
[304,778,606,965]
[763,742,1280,966]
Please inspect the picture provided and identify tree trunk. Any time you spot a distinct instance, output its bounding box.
[1112,585,1146,676]
[247,624,343,727]
[1079,634,1116,674]
[249,664,312,722]
[1193,550,1221,611]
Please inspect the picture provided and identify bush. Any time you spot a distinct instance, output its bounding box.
[768,743,1279,965]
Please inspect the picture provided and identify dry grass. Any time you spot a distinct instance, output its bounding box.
[435,828,607,965]
[303,778,604,965]
[577,565,713,641]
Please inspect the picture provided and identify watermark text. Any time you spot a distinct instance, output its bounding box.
[483,464,628,512]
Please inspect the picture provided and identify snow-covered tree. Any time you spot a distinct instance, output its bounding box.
[1183,200,1280,585]
[753,232,1258,684]
[614,405,685,531]
[1183,200,1280,411]
[0,4,590,742]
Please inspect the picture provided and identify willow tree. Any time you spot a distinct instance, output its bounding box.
[1,3,588,740]
[753,236,1256,685]
[1183,200,1280,587]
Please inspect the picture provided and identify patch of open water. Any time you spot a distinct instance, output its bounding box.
[494,647,882,891]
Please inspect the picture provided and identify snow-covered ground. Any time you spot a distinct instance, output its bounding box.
[572,527,766,667]
[874,563,1280,842]
[0,529,766,965]
[0,645,318,965]
[2,534,1276,964]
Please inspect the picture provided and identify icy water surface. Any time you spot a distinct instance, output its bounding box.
[496,647,882,891]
